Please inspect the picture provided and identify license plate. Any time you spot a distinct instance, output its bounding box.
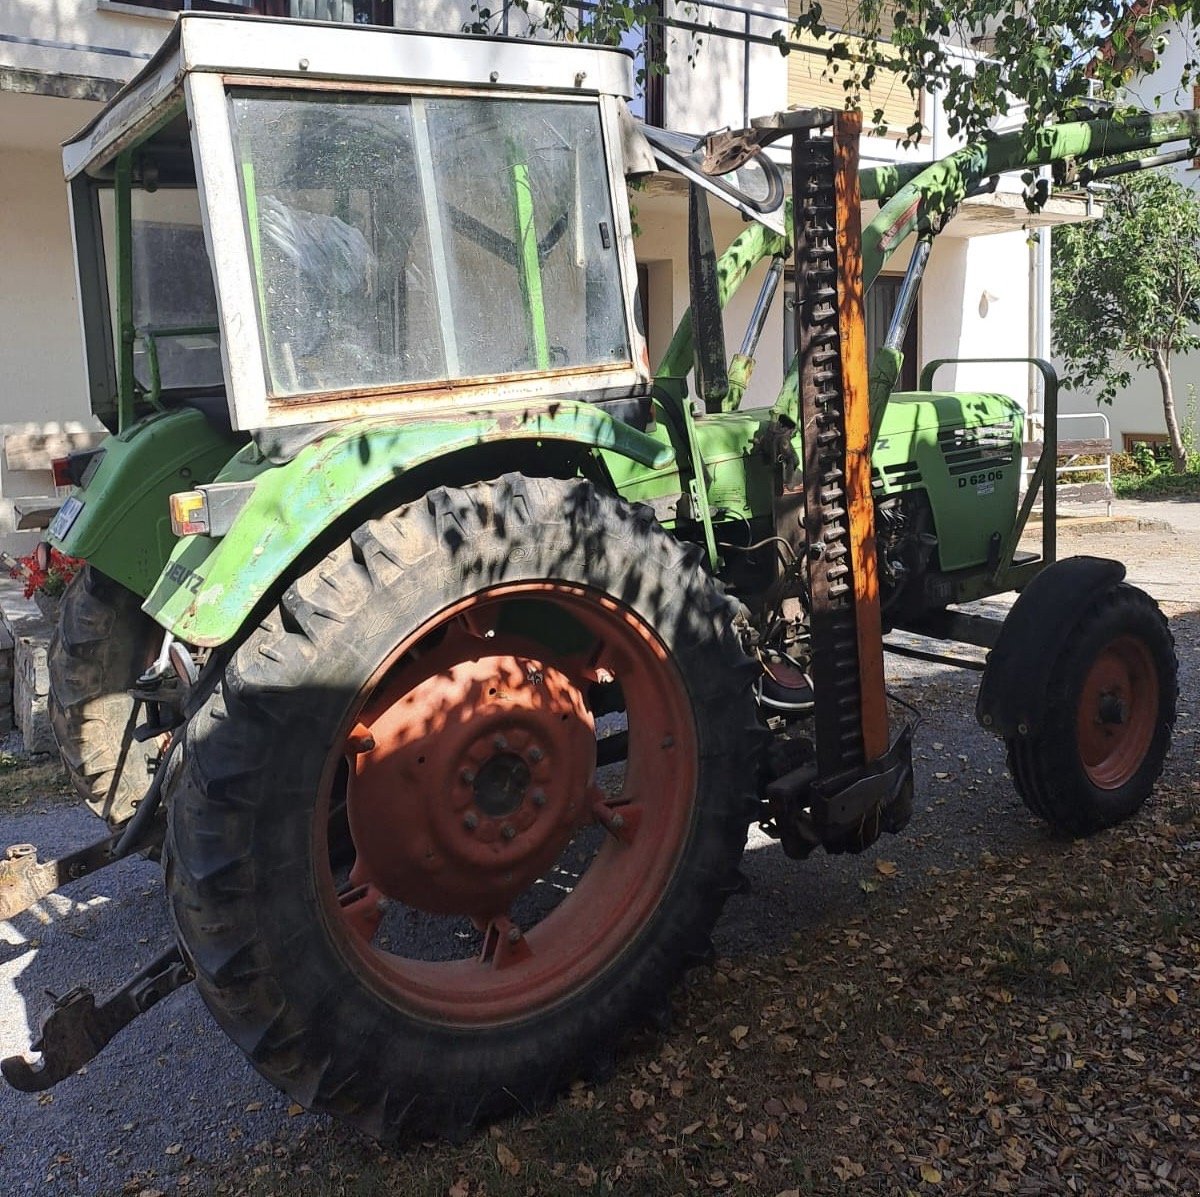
[49,495,84,540]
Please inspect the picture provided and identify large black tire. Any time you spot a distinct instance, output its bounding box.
[167,475,760,1140]
[1006,582,1177,835]
[48,567,161,824]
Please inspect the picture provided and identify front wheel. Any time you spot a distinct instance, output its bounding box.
[167,475,759,1139]
[1007,582,1177,835]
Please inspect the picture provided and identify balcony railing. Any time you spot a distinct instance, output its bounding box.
[481,0,913,133]
[122,1,394,24]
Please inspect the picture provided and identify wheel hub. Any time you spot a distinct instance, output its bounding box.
[345,633,596,919]
[1076,634,1158,789]
[472,753,532,817]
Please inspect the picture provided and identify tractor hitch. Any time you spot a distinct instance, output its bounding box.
[1,946,192,1091]
[0,833,126,923]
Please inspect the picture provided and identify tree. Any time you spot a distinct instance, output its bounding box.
[1053,170,1200,473]
[466,2,1200,144]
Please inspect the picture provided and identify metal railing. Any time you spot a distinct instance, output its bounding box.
[1053,410,1114,516]
[488,0,870,130]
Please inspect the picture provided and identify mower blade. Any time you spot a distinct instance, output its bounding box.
[0,832,125,923]
[1,945,192,1091]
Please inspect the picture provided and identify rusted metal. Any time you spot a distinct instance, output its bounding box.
[346,625,596,920]
[792,113,867,777]
[1,947,192,1092]
[833,113,889,765]
[700,108,836,177]
[0,833,124,923]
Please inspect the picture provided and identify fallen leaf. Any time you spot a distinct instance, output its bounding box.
[496,1143,520,1176]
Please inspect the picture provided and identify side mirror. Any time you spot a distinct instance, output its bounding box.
[688,183,728,412]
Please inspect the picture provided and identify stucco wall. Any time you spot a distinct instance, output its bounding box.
[0,144,100,514]
[920,230,1032,404]
[633,189,786,410]
[1055,17,1200,448]
[0,0,166,91]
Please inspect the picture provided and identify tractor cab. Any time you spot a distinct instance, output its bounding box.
[63,13,657,437]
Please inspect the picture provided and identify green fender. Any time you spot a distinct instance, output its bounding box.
[143,401,675,647]
[47,408,247,597]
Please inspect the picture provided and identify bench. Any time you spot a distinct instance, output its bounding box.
[1022,427,1115,517]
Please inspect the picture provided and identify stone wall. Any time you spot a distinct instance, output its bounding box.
[0,578,54,753]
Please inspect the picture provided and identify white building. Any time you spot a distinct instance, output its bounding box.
[1055,14,1200,453]
[0,0,1080,531]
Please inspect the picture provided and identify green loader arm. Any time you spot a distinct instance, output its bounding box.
[861,110,1200,288]
[651,109,1200,432]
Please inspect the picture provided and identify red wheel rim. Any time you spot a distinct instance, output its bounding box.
[316,582,697,1026]
[1075,634,1158,790]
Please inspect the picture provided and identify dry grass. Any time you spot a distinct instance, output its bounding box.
[0,752,72,814]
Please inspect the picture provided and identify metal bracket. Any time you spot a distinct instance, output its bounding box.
[767,725,914,858]
[0,834,125,923]
[701,108,836,177]
[1,946,192,1092]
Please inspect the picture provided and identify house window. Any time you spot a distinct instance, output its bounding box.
[1121,432,1171,456]
[783,271,917,388]
[120,1,394,22]
[785,0,922,140]
[626,17,666,127]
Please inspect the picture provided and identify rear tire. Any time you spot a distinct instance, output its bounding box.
[1006,582,1176,835]
[48,567,160,825]
[167,475,760,1140]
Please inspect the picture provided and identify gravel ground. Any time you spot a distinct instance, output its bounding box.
[1,504,1196,1196]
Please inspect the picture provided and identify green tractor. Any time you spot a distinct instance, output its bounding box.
[1,12,1181,1140]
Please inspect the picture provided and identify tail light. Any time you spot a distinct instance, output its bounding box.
[52,448,105,489]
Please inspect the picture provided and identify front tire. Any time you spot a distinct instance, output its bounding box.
[167,475,759,1139]
[1007,582,1177,835]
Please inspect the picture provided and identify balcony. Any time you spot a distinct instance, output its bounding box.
[0,0,394,106]
[112,1,393,21]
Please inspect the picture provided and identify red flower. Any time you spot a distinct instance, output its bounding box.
[9,549,83,600]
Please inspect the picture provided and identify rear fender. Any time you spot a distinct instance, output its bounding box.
[46,408,247,597]
[976,555,1126,739]
[143,402,675,647]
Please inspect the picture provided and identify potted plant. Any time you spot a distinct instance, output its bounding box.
[6,547,84,623]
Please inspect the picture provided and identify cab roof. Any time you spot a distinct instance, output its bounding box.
[63,12,635,181]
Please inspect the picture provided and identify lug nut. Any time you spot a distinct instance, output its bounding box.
[531,789,547,807]
[507,925,522,943]
[346,722,376,754]
[461,769,476,784]
[501,824,517,841]
[611,813,626,830]
[464,812,479,830]
[493,735,509,751]
[528,746,544,763]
